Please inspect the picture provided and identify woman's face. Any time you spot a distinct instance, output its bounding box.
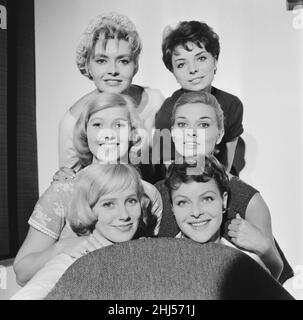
[93,185,141,243]
[171,102,223,158]
[87,106,131,163]
[88,39,136,93]
[171,42,217,91]
[172,179,227,243]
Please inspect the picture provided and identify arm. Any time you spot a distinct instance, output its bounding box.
[13,227,59,287]
[228,193,283,279]
[225,137,238,172]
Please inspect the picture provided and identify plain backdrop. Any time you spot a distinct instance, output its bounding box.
[34,0,303,283]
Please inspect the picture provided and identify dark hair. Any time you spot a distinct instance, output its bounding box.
[165,155,230,203]
[162,21,220,72]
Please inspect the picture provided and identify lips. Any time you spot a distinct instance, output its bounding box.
[189,76,204,84]
[99,142,119,148]
[188,219,211,229]
[104,79,122,86]
[112,223,133,231]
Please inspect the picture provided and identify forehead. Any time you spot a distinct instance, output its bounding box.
[175,103,217,121]
[172,42,207,58]
[93,38,132,57]
[172,179,220,198]
[90,106,129,120]
[98,183,138,201]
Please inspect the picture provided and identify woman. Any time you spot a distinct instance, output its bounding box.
[165,155,269,272]
[13,93,162,286]
[154,20,243,173]
[12,163,155,299]
[59,12,164,170]
[155,91,293,282]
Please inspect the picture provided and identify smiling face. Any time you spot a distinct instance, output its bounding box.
[88,39,136,93]
[93,185,141,243]
[172,179,227,243]
[86,106,131,163]
[171,42,217,91]
[172,102,223,158]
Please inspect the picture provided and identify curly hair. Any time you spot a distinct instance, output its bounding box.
[171,91,224,131]
[162,20,220,72]
[76,12,142,79]
[73,92,144,167]
[165,154,230,203]
[67,163,156,238]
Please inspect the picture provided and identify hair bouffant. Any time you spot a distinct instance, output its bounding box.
[162,20,220,72]
[76,12,142,79]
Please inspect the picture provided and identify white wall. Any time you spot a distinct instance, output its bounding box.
[35,0,303,277]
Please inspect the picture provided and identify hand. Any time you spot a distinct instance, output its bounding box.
[52,167,76,182]
[56,235,101,260]
[227,214,271,256]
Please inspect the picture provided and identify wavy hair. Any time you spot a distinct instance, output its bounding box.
[67,163,156,238]
[162,20,220,72]
[76,12,142,79]
[73,92,144,167]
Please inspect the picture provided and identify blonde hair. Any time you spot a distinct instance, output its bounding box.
[171,91,224,131]
[73,92,144,167]
[68,163,151,236]
[76,12,142,79]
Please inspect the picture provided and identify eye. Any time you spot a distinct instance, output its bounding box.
[102,201,115,208]
[114,121,127,129]
[203,196,214,203]
[177,62,185,69]
[176,200,187,207]
[119,58,130,65]
[197,122,210,128]
[91,122,102,128]
[198,56,207,62]
[95,58,107,65]
[127,197,138,205]
[177,121,188,128]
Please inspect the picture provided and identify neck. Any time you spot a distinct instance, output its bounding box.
[91,230,114,248]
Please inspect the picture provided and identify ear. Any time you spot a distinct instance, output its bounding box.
[214,59,218,74]
[222,191,228,213]
[216,129,224,145]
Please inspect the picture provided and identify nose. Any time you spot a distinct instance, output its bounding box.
[107,61,119,76]
[119,205,131,221]
[191,202,203,218]
[97,128,116,142]
[186,128,197,137]
[188,61,198,75]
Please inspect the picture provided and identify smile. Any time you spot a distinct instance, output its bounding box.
[104,79,123,86]
[99,142,119,148]
[112,223,133,231]
[189,77,204,84]
[189,220,211,229]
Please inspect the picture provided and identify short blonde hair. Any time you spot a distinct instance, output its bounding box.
[171,91,224,132]
[68,163,152,237]
[73,92,143,167]
[76,12,142,79]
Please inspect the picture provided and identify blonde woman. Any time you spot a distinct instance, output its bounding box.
[12,163,155,299]
[14,93,162,286]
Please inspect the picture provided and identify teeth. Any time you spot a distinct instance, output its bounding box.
[191,221,208,227]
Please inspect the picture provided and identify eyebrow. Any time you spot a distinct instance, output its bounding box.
[173,49,208,62]
[100,193,137,202]
[173,190,217,200]
[93,54,131,60]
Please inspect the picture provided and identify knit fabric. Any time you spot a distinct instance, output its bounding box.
[46,238,293,300]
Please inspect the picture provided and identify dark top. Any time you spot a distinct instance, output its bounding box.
[154,86,244,165]
[155,177,294,284]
